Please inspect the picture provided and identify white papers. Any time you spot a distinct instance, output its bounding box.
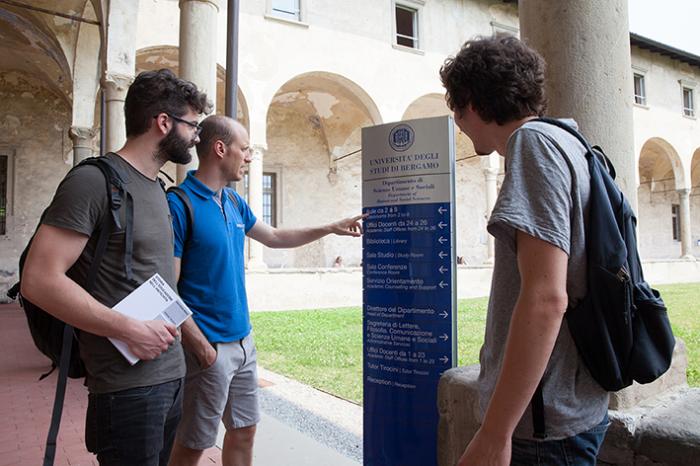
[109,273,192,365]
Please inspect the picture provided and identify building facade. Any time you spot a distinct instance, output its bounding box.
[0,0,698,304]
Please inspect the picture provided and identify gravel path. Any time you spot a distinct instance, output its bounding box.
[257,367,363,463]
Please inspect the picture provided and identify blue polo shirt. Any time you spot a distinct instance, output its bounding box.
[167,171,257,343]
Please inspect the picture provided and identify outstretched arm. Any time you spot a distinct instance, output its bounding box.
[458,231,568,466]
[246,214,365,249]
[21,224,178,361]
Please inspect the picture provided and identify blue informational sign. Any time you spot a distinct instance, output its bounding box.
[362,116,457,466]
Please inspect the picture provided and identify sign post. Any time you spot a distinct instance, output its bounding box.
[362,116,457,466]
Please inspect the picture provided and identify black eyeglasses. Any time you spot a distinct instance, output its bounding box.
[156,113,202,136]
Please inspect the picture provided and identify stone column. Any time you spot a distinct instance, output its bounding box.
[177,0,219,183]
[69,126,97,165]
[247,144,267,269]
[519,0,638,211]
[101,73,133,153]
[480,154,499,263]
[678,188,695,260]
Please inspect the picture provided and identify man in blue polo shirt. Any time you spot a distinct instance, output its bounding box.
[167,115,364,466]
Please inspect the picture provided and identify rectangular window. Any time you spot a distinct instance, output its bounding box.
[633,73,646,105]
[395,5,418,48]
[0,154,7,235]
[262,173,277,227]
[672,204,681,241]
[240,173,277,227]
[683,87,695,117]
[271,0,300,21]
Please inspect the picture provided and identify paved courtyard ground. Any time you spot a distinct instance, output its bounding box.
[0,303,362,466]
[0,303,222,466]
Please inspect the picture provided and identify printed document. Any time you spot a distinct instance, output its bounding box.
[109,273,192,365]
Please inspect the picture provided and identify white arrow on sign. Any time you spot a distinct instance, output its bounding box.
[438,221,447,229]
[438,236,447,244]
[439,266,448,274]
[440,356,449,364]
[438,251,448,259]
[439,333,449,341]
[439,310,448,319]
[439,281,448,289]
[438,206,447,214]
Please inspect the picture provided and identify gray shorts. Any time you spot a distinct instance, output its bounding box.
[176,333,260,449]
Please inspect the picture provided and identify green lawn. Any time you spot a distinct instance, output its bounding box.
[251,283,699,404]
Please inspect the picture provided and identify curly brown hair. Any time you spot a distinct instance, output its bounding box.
[440,34,547,125]
[124,69,213,137]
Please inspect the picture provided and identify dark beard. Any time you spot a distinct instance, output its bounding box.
[157,129,193,165]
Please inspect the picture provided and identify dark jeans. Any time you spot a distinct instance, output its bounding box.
[85,378,183,466]
[511,414,610,466]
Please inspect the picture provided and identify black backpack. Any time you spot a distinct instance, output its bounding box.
[6,155,138,466]
[529,118,676,439]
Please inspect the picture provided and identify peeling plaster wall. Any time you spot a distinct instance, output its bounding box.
[0,72,71,300]
[264,101,364,268]
[1,0,699,282]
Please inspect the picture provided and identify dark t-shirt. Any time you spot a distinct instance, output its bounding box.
[42,153,185,393]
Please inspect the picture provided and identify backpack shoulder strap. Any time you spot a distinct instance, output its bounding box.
[531,117,594,154]
[167,186,194,246]
[76,156,126,228]
[42,323,76,466]
[76,155,138,285]
[225,187,241,212]
[531,118,617,180]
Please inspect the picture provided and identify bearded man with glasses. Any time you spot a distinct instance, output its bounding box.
[21,69,212,466]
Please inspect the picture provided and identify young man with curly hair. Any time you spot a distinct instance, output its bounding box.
[22,69,212,465]
[440,34,609,466]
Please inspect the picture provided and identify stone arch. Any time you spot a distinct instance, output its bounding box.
[638,138,685,191]
[402,93,449,120]
[691,148,700,258]
[90,0,106,28]
[401,93,477,164]
[402,93,488,265]
[0,4,78,262]
[637,138,686,259]
[266,71,382,161]
[263,71,380,268]
[0,3,74,104]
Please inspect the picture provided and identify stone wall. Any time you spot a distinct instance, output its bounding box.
[631,46,700,261]
[637,183,684,259]
[0,71,71,296]
[438,341,698,466]
[264,98,365,268]
[455,158,489,265]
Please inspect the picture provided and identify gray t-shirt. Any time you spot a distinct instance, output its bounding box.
[479,119,609,440]
[42,153,185,394]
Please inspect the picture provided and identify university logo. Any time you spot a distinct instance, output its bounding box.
[388,124,414,152]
